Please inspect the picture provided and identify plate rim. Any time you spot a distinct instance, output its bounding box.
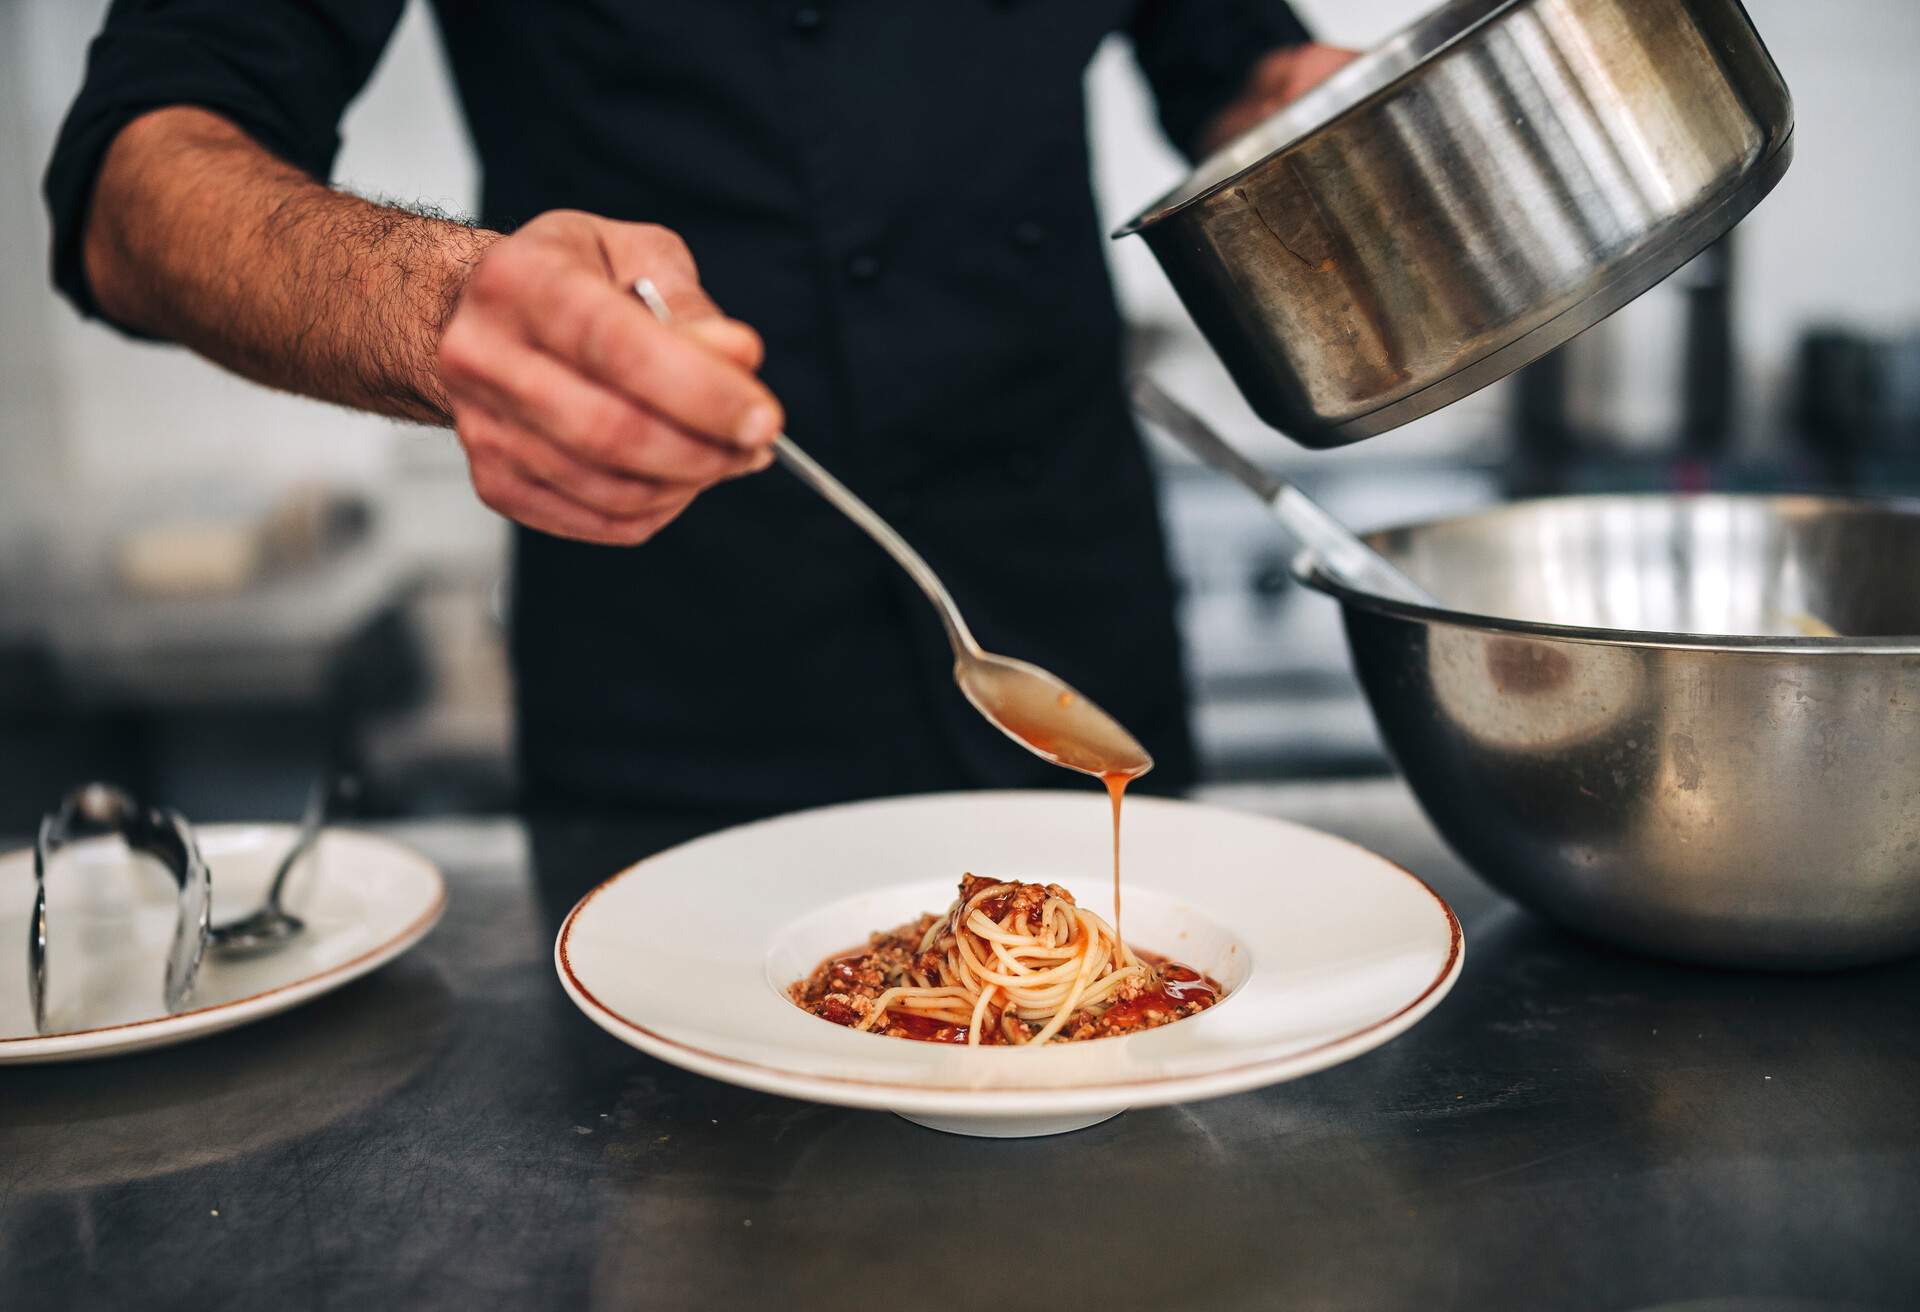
[0,824,447,1061]
[555,790,1464,1115]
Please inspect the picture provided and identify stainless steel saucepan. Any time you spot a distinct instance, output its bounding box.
[1116,0,1793,448]
[1296,494,1920,970]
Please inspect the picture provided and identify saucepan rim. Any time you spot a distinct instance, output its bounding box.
[1289,492,1920,655]
[1113,0,1526,238]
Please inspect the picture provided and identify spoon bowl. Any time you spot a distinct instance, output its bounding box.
[955,652,1152,780]
[205,905,306,957]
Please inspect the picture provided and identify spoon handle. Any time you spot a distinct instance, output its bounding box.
[768,435,978,654]
[262,776,328,908]
[631,279,979,655]
[1130,376,1440,609]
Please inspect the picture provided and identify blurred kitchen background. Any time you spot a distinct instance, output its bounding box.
[2,0,1917,831]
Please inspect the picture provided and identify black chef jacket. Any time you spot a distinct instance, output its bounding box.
[46,1,1309,819]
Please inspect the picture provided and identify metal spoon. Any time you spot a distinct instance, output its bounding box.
[1130,376,1441,609]
[634,279,1152,782]
[207,778,326,955]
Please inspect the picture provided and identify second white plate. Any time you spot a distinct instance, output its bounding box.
[0,824,445,1063]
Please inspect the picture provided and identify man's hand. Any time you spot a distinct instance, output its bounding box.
[1196,43,1361,158]
[81,110,780,549]
[438,212,783,546]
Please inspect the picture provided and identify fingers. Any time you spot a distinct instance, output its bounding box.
[1198,44,1361,155]
[446,325,771,485]
[591,221,720,323]
[455,218,782,451]
[497,404,763,514]
[579,219,773,393]
[528,273,782,449]
[458,405,703,546]
[493,473,695,547]
[1267,43,1361,103]
[682,317,766,372]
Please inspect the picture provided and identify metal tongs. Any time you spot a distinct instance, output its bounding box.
[29,779,333,1034]
[31,783,211,1035]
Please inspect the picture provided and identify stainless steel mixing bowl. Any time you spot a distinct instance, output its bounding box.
[1297,495,1920,969]
[1115,0,1793,449]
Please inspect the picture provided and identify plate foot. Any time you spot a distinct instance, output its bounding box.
[894,1108,1124,1138]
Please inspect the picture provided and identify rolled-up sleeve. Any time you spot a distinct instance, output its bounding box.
[1129,0,1312,158]
[43,0,407,328]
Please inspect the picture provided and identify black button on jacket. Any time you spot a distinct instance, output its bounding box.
[47,1,1309,817]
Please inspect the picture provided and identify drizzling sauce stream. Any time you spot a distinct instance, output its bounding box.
[1104,769,1131,943]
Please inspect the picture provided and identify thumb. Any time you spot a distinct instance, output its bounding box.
[682,317,767,372]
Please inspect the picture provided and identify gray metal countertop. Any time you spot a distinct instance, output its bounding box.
[3,780,1916,1311]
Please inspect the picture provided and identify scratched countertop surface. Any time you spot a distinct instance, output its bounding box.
[3,779,1917,1312]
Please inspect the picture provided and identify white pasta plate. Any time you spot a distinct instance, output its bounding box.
[557,791,1462,1137]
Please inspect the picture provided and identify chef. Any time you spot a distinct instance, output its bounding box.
[46,2,1352,821]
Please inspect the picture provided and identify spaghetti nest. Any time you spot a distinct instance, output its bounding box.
[790,875,1220,1046]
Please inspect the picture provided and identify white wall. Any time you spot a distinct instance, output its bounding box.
[1732,0,1920,404]
[5,0,477,513]
[0,1,62,549]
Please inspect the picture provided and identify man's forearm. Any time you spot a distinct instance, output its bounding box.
[83,107,500,425]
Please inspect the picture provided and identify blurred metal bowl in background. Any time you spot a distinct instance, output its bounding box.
[1298,495,1920,969]
[1115,0,1793,448]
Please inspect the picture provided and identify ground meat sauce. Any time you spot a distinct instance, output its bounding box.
[1075,954,1220,1039]
[787,877,1223,1045]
